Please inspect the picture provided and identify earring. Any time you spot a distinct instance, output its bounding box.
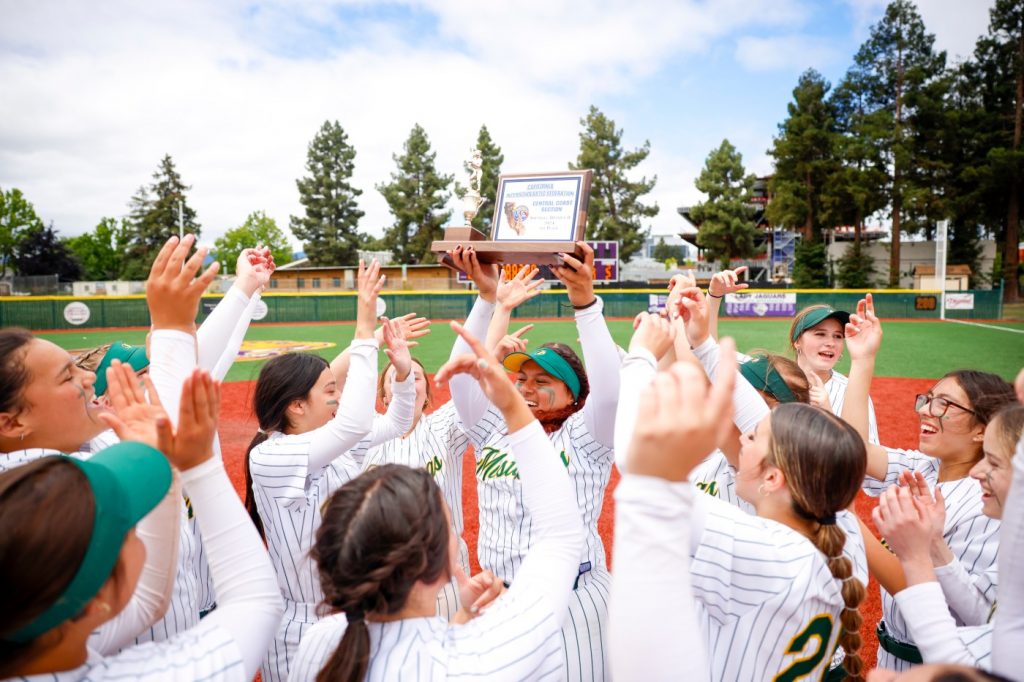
[20,432,25,442]
[97,601,111,614]
[758,483,770,497]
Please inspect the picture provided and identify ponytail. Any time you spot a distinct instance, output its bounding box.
[247,352,330,539]
[809,523,865,681]
[317,617,370,682]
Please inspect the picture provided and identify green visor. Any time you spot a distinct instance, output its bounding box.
[94,342,150,397]
[791,308,851,342]
[739,356,798,404]
[502,347,581,399]
[5,441,171,643]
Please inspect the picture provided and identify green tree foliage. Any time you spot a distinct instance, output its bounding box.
[766,70,843,241]
[215,211,292,273]
[841,0,946,287]
[0,187,44,277]
[66,217,130,280]
[290,121,365,266]
[691,139,758,270]
[377,124,453,264]
[835,242,876,288]
[454,125,504,233]
[17,224,82,281]
[792,241,830,288]
[571,105,658,261]
[122,155,201,279]
[652,237,685,263]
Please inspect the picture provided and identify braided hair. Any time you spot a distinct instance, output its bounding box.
[311,464,451,682]
[764,403,867,681]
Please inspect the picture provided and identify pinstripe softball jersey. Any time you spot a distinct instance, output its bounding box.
[824,371,880,444]
[894,581,994,669]
[864,447,1000,672]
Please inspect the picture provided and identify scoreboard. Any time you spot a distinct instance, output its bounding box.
[456,240,619,284]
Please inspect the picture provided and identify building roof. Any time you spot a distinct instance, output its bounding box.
[913,264,972,276]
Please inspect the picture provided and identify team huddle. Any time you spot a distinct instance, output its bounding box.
[0,234,1022,682]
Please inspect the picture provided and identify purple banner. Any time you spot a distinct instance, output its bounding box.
[724,293,797,317]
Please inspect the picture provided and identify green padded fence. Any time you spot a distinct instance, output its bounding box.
[0,288,1004,331]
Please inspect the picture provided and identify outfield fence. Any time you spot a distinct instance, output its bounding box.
[0,288,1003,331]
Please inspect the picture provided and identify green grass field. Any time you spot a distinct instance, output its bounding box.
[38,317,1024,383]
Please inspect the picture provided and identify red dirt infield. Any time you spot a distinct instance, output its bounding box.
[218,375,936,670]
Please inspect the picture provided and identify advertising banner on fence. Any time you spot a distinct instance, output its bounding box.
[945,293,975,310]
[725,292,797,317]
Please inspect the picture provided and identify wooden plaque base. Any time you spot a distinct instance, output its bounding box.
[431,227,582,269]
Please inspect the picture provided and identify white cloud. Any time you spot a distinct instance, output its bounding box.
[734,35,843,73]
[842,0,993,62]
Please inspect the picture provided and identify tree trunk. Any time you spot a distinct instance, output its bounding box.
[890,42,905,289]
[1003,26,1024,303]
[804,171,814,242]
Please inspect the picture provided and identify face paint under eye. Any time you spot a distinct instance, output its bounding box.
[325,399,339,407]
[536,386,557,405]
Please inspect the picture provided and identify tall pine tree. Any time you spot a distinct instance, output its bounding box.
[290,121,365,266]
[766,69,843,242]
[690,140,758,270]
[571,105,658,261]
[843,0,946,287]
[455,125,504,233]
[122,155,200,279]
[377,124,453,265]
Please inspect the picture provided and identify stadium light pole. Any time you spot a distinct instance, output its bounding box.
[178,199,184,239]
[936,220,948,321]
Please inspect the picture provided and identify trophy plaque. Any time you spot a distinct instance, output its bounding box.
[432,157,592,268]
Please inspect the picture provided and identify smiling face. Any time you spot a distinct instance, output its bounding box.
[289,367,340,433]
[794,318,844,374]
[514,360,574,415]
[2,339,106,451]
[970,416,1016,519]
[916,377,984,461]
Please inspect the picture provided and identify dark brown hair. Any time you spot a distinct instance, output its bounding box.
[0,328,35,417]
[0,458,95,675]
[746,348,811,405]
[311,464,451,682]
[377,357,431,411]
[765,403,868,681]
[942,370,1015,427]
[245,352,330,538]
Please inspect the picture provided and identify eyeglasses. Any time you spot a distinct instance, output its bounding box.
[915,394,976,418]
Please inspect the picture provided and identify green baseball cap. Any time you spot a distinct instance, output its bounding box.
[502,347,582,399]
[94,342,150,396]
[5,441,172,643]
[791,307,851,342]
[739,355,798,404]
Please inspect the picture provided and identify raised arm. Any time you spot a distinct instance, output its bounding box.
[841,294,889,481]
[610,350,735,682]
[993,430,1024,676]
[435,323,583,619]
[446,247,498,431]
[706,266,748,341]
[355,318,416,450]
[554,243,621,447]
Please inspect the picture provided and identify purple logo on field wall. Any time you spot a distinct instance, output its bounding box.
[725,293,797,317]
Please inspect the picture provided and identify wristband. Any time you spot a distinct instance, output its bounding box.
[707,291,723,299]
[572,298,599,311]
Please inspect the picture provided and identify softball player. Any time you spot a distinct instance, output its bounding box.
[290,321,584,682]
[246,261,420,682]
[355,356,472,620]
[450,245,619,682]
[0,369,283,682]
[869,405,1024,671]
[993,372,1024,677]
[0,235,217,651]
[840,295,1015,672]
[615,328,867,681]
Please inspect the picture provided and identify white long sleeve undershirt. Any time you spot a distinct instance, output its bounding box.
[692,336,770,436]
[993,434,1024,676]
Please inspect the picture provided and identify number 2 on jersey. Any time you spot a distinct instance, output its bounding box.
[773,614,834,682]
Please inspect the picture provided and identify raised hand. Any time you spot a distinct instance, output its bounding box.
[708,266,749,298]
[355,259,386,340]
[872,484,934,566]
[380,317,412,381]
[626,339,737,481]
[806,371,832,411]
[495,265,543,311]
[845,293,882,361]
[677,286,711,348]
[435,322,532,431]
[448,246,499,303]
[494,323,534,359]
[452,566,506,623]
[98,360,169,449]
[156,369,220,472]
[235,245,275,294]
[552,242,596,308]
[146,234,220,333]
[628,313,676,361]
[899,470,948,554]
[376,312,431,348]
[664,271,697,319]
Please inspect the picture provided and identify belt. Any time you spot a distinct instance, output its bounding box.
[876,621,923,665]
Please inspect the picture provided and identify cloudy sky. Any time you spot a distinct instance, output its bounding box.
[0,0,994,251]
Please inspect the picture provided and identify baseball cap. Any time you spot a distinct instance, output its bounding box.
[739,355,798,404]
[502,347,581,399]
[790,307,851,342]
[5,441,172,642]
[94,342,150,396]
